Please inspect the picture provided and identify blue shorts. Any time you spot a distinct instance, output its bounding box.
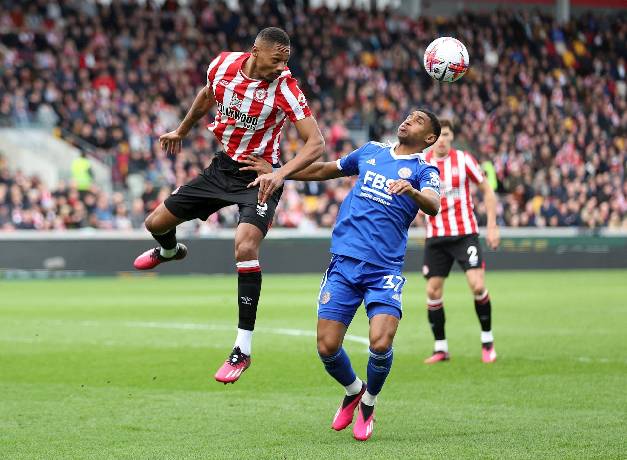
[317,255,406,326]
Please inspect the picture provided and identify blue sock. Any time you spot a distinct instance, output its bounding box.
[318,347,356,387]
[366,347,393,396]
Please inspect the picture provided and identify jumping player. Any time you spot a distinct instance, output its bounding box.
[132,28,325,383]
[243,109,441,441]
[421,119,500,364]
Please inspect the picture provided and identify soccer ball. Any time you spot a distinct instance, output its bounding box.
[423,37,470,82]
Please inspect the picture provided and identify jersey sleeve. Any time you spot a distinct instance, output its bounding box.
[336,143,370,176]
[206,53,226,88]
[277,76,312,122]
[415,164,441,196]
[464,151,484,184]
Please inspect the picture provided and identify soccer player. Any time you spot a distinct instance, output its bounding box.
[421,119,500,364]
[132,28,325,384]
[243,109,441,441]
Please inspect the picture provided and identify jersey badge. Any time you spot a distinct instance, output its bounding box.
[254,88,267,102]
[398,167,411,179]
[366,158,376,166]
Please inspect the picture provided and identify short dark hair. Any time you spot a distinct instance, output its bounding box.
[418,108,441,144]
[439,118,455,132]
[256,27,290,47]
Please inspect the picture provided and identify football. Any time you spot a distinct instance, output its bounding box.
[423,37,470,82]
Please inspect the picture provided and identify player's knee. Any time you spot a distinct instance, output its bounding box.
[426,285,443,302]
[317,336,341,357]
[235,240,258,262]
[369,331,394,353]
[471,284,486,297]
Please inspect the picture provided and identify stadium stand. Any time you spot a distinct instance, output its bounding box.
[0,1,625,231]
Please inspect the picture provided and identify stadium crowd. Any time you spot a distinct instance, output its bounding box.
[0,0,625,231]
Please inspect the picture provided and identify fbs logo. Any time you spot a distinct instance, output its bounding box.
[366,158,376,166]
[256,203,268,217]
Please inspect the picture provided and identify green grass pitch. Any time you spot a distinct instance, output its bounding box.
[1,270,626,459]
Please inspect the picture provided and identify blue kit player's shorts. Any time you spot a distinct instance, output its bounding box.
[317,255,406,326]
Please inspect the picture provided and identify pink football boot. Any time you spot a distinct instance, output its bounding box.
[133,244,187,270]
[331,383,367,431]
[482,343,497,363]
[353,403,375,441]
[214,347,251,384]
[424,350,450,364]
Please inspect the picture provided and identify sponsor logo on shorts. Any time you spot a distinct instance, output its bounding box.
[320,291,331,304]
[256,203,268,217]
[398,167,412,179]
[422,264,430,276]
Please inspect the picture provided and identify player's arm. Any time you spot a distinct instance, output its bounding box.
[248,117,325,203]
[388,180,440,216]
[160,86,216,155]
[240,157,344,180]
[478,180,500,249]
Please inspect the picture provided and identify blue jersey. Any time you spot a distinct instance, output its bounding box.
[330,141,440,270]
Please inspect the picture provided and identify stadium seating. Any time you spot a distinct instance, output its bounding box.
[0,2,624,231]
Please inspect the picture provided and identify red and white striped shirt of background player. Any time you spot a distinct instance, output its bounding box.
[423,148,485,238]
[205,51,312,165]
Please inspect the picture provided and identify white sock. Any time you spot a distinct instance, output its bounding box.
[361,390,377,406]
[434,339,449,353]
[160,244,179,258]
[345,377,363,396]
[481,330,494,344]
[234,328,253,356]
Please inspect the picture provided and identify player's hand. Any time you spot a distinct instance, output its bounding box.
[248,171,285,205]
[388,179,415,196]
[239,156,273,175]
[486,225,500,250]
[159,130,184,155]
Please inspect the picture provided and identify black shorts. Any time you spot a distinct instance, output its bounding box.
[164,152,282,235]
[422,233,484,278]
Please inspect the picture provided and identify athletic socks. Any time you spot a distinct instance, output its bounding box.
[345,377,363,396]
[234,260,262,356]
[318,347,357,387]
[427,298,446,341]
[234,328,253,356]
[152,228,178,257]
[475,290,493,343]
[366,347,393,397]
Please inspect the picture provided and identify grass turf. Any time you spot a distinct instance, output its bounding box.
[1,270,625,459]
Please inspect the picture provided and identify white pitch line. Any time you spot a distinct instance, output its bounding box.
[121,321,371,346]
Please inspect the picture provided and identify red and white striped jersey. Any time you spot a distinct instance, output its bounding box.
[206,51,312,164]
[424,148,484,237]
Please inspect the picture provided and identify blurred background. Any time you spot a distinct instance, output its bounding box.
[0,0,625,275]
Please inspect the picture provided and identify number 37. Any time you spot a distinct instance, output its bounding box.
[383,275,405,291]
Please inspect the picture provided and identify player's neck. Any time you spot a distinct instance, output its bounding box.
[242,56,262,81]
[395,142,426,156]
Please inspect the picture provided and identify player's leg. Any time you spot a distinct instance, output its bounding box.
[353,311,399,441]
[316,256,365,431]
[457,234,496,362]
[422,238,454,363]
[465,268,496,363]
[213,154,283,383]
[133,164,230,270]
[214,222,264,383]
[354,268,403,441]
[133,204,187,270]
